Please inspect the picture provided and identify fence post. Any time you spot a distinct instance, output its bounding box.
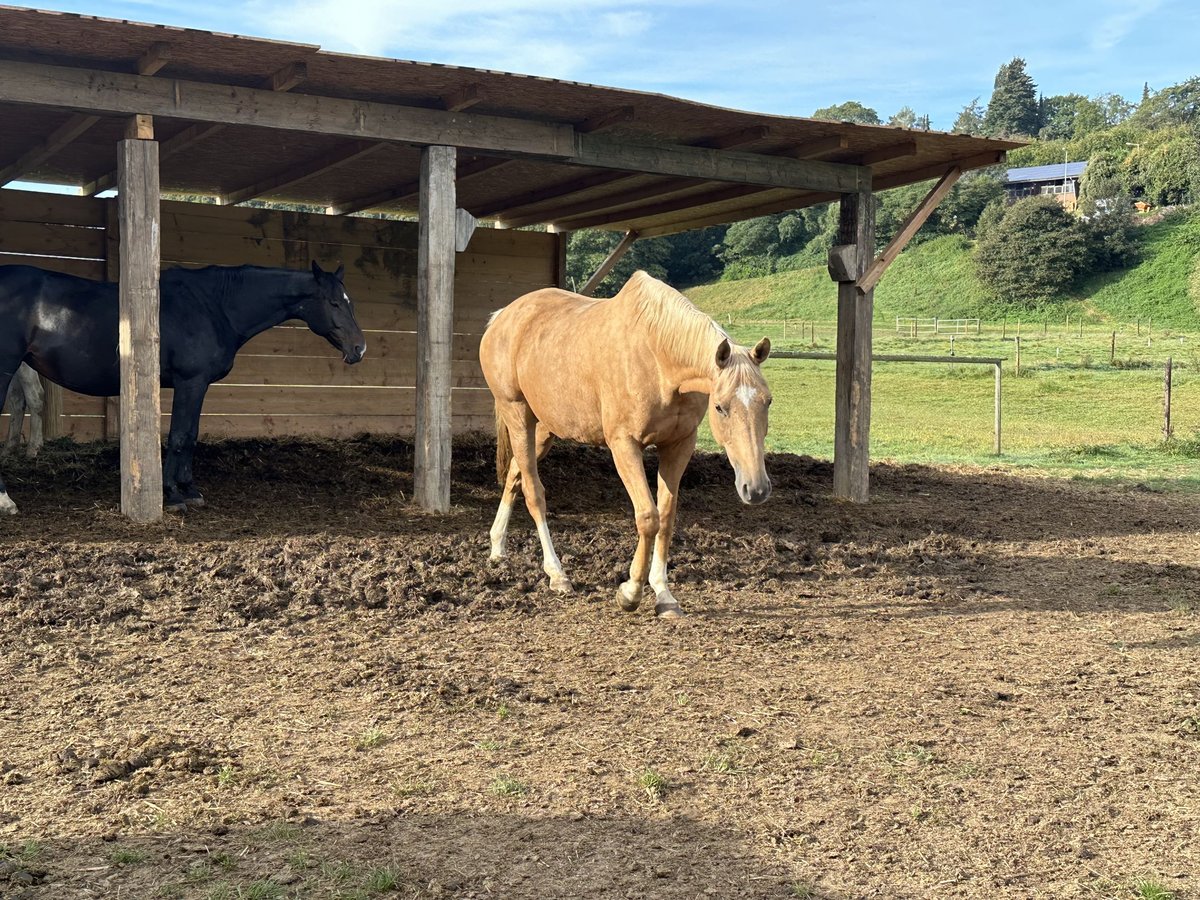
[1078,317,1083,338]
[1110,331,1116,364]
[1164,357,1173,440]
[1002,318,1007,339]
[1016,319,1021,338]
[994,362,1002,455]
[1015,336,1021,376]
[1065,314,1069,335]
[1137,317,1141,336]
[950,335,956,356]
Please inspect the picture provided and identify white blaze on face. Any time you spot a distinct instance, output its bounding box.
[736,384,760,408]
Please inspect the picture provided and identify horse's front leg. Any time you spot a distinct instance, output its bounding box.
[164,379,209,512]
[648,434,696,618]
[0,369,17,514]
[609,436,661,615]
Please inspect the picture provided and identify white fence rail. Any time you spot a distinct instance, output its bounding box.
[895,317,981,336]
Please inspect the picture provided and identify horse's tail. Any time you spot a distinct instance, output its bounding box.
[495,401,512,485]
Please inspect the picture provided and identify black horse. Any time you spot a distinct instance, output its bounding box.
[0,262,365,515]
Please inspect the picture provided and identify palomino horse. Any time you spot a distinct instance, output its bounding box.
[0,262,365,515]
[2,363,44,458]
[480,270,772,618]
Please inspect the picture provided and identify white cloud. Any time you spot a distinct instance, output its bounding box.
[1090,0,1161,52]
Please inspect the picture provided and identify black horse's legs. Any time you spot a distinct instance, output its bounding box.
[0,368,17,514]
[164,379,208,511]
[3,371,26,454]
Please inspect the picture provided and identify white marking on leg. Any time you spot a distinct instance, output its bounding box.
[0,491,17,515]
[736,384,759,408]
[650,549,669,596]
[489,499,513,559]
[535,516,569,589]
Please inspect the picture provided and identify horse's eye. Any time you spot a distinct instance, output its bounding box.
[715,404,727,417]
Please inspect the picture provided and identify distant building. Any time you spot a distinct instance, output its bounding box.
[1004,161,1087,210]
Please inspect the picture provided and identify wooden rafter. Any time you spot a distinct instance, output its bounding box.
[81,58,310,197]
[0,41,174,188]
[856,166,961,293]
[782,135,849,158]
[329,155,509,216]
[856,140,918,166]
[628,150,1006,239]
[441,83,482,112]
[489,126,773,226]
[553,182,761,231]
[221,140,383,206]
[0,113,100,186]
[331,103,636,217]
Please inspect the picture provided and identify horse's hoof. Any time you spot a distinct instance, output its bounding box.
[164,500,188,515]
[654,600,686,619]
[183,495,206,509]
[549,576,573,594]
[616,582,642,612]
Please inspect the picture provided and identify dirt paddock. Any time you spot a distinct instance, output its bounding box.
[0,436,1198,899]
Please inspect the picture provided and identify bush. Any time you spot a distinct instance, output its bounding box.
[974,196,1088,301]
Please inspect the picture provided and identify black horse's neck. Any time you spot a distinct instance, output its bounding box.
[217,267,315,347]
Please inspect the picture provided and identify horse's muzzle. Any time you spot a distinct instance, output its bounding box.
[737,478,771,505]
[344,342,366,364]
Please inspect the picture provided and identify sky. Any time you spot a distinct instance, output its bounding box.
[15,0,1200,130]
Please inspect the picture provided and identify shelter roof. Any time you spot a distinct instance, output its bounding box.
[1005,162,1087,185]
[0,5,1023,235]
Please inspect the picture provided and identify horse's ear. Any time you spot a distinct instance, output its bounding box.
[715,338,732,369]
[311,260,323,279]
[752,337,771,365]
[334,263,345,281]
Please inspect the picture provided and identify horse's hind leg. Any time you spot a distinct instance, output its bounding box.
[498,404,570,592]
[489,423,553,560]
[2,369,25,455]
[19,366,44,458]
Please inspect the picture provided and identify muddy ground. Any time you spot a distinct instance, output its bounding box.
[0,436,1197,899]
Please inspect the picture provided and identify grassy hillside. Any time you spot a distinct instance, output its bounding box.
[687,208,1200,328]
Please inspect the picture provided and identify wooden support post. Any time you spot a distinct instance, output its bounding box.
[1164,357,1173,440]
[553,232,570,289]
[414,145,457,512]
[994,362,1002,455]
[117,129,162,522]
[831,190,874,502]
[580,230,639,297]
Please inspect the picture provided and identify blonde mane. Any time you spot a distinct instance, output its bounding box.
[620,271,730,375]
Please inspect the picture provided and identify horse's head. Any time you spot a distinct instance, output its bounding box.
[708,337,772,505]
[298,262,366,364]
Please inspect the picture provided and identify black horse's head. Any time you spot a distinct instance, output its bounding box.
[298,262,366,364]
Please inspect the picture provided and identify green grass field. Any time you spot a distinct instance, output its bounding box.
[688,208,1200,487]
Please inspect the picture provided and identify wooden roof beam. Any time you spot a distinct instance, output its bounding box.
[81,58,309,197]
[2,58,866,194]
[696,125,771,150]
[136,42,173,76]
[441,83,482,112]
[578,106,635,134]
[220,140,384,206]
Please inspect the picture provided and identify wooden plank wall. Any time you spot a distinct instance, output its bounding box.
[0,189,558,441]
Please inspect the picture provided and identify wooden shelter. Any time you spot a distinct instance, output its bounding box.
[0,5,1020,520]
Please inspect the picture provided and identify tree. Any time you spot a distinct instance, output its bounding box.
[974,196,1088,302]
[983,58,1040,137]
[1079,198,1139,272]
[811,100,881,125]
[1038,93,1087,140]
[1133,77,1200,128]
[1078,153,1125,207]
[888,106,918,128]
[565,230,670,297]
[953,98,986,134]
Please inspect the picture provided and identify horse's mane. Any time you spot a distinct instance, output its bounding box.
[621,271,730,374]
